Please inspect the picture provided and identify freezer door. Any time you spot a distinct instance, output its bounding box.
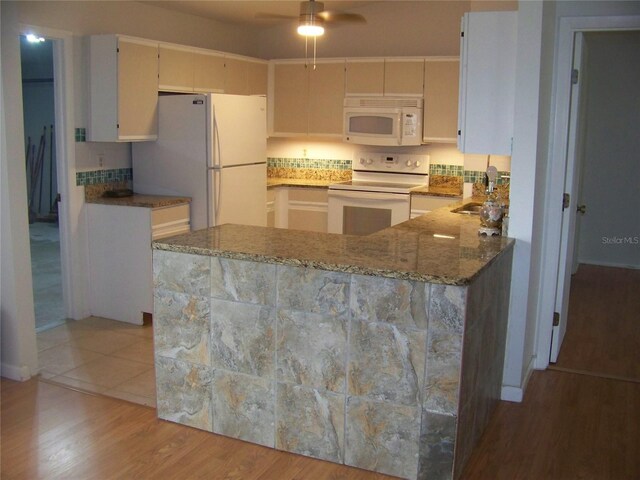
[209,163,266,227]
[209,93,267,169]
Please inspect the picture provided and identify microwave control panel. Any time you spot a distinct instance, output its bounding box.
[354,152,429,175]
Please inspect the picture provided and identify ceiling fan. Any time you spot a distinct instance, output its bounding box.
[256,1,367,37]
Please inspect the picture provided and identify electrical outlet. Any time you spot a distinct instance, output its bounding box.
[97,154,105,168]
[303,149,308,158]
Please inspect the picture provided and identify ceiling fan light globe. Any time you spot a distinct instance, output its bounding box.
[297,24,324,36]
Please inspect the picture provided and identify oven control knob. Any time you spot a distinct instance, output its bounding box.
[405,160,413,167]
[359,158,366,165]
[366,158,373,165]
[415,160,421,167]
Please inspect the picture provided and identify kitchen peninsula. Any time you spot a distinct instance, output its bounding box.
[151,202,514,480]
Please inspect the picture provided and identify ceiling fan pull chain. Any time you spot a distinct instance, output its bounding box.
[313,36,317,70]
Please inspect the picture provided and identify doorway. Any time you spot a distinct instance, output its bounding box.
[550,31,640,381]
[20,34,66,332]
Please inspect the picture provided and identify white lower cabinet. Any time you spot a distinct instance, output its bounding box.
[410,195,458,218]
[87,202,190,324]
[268,187,328,232]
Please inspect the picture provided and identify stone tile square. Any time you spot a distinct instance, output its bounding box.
[210,257,276,306]
[154,290,211,366]
[153,250,210,297]
[419,410,456,480]
[212,370,275,448]
[276,383,345,464]
[345,396,420,479]
[277,266,350,316]
[61,355,151,389]
[348,320,426,406]
[277,308,347,393]
[351,275,429,329]
[155,356,213,432]
[210,299,275,378]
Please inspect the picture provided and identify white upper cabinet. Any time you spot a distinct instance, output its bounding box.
[88,35,158,142]
[423,58,459,143]
[345,59,385,96]
[158,45,195,92]
[457,11,517,155]
[384,59,425,96]
[345,59,424,97]
[193,51,225,93]
[271,60,345,137]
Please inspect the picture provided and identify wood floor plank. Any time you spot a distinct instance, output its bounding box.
[553,264,640,381]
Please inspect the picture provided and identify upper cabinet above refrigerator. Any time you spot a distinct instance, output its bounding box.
[88,35,159,142]
[457,11,517,155]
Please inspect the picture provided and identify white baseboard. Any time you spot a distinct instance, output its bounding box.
[501,356,535,403]
[1,363,32,381]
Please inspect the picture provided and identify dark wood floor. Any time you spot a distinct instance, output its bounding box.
[552,264,640,382]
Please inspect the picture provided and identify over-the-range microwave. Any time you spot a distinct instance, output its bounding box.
[343,97,423,146]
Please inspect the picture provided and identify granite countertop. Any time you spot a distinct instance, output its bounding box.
[86,193,192,209]
[411,185,463,198]
[153,197,513,286]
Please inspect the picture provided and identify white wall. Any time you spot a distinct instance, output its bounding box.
[1,1,40,380]
[576,32,640,268]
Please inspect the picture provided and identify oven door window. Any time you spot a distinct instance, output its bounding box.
[343,206,392,236]
[348,115,395,136]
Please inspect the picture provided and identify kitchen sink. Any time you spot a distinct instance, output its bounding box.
[451,202,483,215]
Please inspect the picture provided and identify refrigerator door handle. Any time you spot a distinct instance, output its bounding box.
[213,168,222,227]
[213,114,222,169]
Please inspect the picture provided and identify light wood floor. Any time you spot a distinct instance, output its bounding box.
[552,264,640,382]
[2,369,639,479]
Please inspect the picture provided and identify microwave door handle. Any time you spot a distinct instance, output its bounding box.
[397,112,403,146]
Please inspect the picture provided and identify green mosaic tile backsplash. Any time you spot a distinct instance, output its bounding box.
[76,168,132,186]
[267,158,352,170]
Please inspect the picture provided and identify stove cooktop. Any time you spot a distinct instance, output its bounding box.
[329,180,426,194]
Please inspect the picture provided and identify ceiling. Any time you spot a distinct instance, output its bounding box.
[142,1,374,26]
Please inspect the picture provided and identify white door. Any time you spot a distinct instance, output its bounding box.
[549,34,586,363]
[209,163,266,227]
[209,93,267,168]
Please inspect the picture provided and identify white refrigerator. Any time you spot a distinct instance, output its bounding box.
[132,93,267,230]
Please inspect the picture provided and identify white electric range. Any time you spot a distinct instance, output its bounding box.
[328,152,429,235]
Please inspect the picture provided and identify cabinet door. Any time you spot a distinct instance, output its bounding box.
[117,38,158,140]
[458,12,517,155]
[384,60,424,96]
[345,60,384,96]
[246,61,268,95]
[308,61,345,136]
[226,58,268,95]
[158,45,194,92]
[423,59,459,143]
[193,51,225,93]
[273,63,309,134]
[224,57,249,95]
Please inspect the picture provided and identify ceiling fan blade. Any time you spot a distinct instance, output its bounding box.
[318,11,366,24]
[254,12,298,21]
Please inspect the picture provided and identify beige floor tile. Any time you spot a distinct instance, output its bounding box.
[62,356,152,389]
[36,323,90,352]
[112,368,156,398]
[111,339,155,365]
[115,323,154,339]
[69,329,140,355]
[38,344,106,376]
[70,316,132,332]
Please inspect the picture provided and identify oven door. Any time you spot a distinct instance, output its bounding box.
[327,190,410,235]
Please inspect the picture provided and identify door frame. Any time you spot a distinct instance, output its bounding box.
[19,24,87,321]
[535,15,640,370]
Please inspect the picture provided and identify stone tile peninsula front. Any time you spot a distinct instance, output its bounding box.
[152,216,513,480]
